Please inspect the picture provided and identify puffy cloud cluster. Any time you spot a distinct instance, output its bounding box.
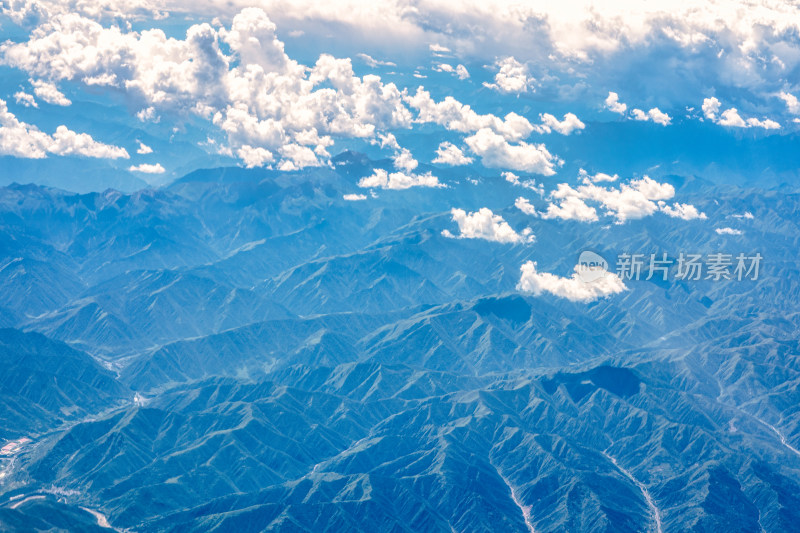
[483,56,534,93]
[0,8,414,169]
[716,227,743,235]
[604,92,627,114]
[504,172,544,194]
[31,79,71,106]
[129,162,165,173]
[702,97,780,129]
[443,207,532,244]
[579,168,618,183]
[357,168,441,190]
[407,88,534,141]
[432,142,473,166]
[432,63,470,80]
[631,107,671,126]
[534,113,585,135]
[517,261,626,302]
[779,92,800,114]
[343,193,367,201]
[528,173,705,223]
[8,1,800,109]
[604,92,671,125]
[0,98,128,159]
[464,128,557,175]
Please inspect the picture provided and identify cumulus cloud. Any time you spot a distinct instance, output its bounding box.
[517,261,626,302]
[343,193,367,200]
[779,92,800,114]
[702,97,721,120]
[535,113,585,135]
[357,168,442,190]
[0,99,128,159]
[504,171,544,193]
[237,145,274,168]
[606,93,670,125]
[541,195,599,222]
[390,147,418,172]
[631,107,671,126]
[0,8,415,170]
[483,56,534,93]
[658,201,707,220]
[443,207,532,243]
[14,91,37,107]
[432,62,470,80]
[514,196,538,216]
[540,175,702,223]
[356,53,395,68]
[136,141,153,154]
[432,141,473,165]
[703,97,780,129]
[406,87,534,141]
[716,227,743,235]
[12,1,800,111]
[579,168,618,183]
[31,79,71,106]
[604,92,627,114]
[464,128,557,175]
[129,162,165,173]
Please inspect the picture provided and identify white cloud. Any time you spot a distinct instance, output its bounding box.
[14,1,800,111]
[31,79,71,106]
[136,141,153,154]
[717,108,747,127]
[732,211,754,219]
[343,193,367,200]
[464,128,557,175]
[429,43,450,54]
[357,168,442,190]
[517,261,626,302]
[406,87,533,141]
[514,196,538,216]
[702,97,721,120]
[605,92,627,114]
[658,201,707,220]
[745,117,781,129]
[536,112,585,135]
[0,99,129,159]
[541,175,694,223]
[504,171,544,193]
[356,53,395,68]
[703,97,780,129]
[443,207,532,244]
[14,91,37,107]
[779,92,800,114]
[631,107,671,126]
[579,168,618,183]
[483,56,534,93]
[432,142,473,166]
[433,62,470,80]
[0,8,414,170]
[237,145,274,167]
[392,147,418,172]
[129,162,165,173]
[541,195,599,222]
[716,227,743,235]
